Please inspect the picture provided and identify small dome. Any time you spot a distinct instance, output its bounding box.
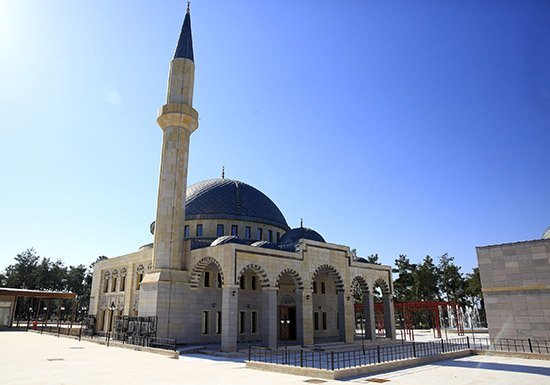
[210,236,248,247]
[279,227,325,246]
[543,226,550,239]
[250,241,278,249]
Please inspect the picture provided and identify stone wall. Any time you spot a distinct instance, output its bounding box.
[476,239,550,340]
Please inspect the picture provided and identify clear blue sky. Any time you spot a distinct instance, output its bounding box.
[1,0,549,275]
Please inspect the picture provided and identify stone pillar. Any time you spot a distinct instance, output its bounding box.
[300,289,314,346]
[342,292,356,343]
[382,294,396,339]
[261,287,278,349]
[221,284,239,352]
[337,291,346,341]
[363,292,376,341]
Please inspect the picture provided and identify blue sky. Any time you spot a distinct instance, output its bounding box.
[1,0,549,275]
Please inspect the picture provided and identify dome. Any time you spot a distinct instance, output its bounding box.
[543,226,550,240]
[210,236,248,247]
[279,227,325,246]
[185,178,289,230]
[250,241,278,249]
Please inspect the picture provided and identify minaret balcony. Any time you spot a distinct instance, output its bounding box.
[157,103,199,133]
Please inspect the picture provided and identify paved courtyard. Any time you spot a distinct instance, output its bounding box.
[0,331,549,385]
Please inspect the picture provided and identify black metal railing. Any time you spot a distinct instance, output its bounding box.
[248,337,470,370]
[248,336,550,371]
[122,335,177,351]
[469,337,550,354]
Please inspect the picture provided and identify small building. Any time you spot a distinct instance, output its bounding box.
[89,6,396,351]
[0,288,76,327]
[476,230,550,341]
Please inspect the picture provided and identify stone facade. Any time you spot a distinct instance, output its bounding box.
[89,7,397,351]
[476,238,550,340]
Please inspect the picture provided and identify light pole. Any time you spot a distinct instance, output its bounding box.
[58,306,65,336]
[360,310,366,354]
[41,306,48,333]
[107,302,116,346]
[27,307,33,329]
[280,318,290,364]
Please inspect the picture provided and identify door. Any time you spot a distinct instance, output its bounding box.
[279,305,296,341]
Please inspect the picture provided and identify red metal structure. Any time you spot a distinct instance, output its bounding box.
[355,300,465,340]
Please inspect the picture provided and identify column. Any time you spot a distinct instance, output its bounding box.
[382,293,396,339]
[342,292,356,343]
[261,286,278,349]
[221,284,239,352]
[337,291,346,341]
[363,292,376,341]
[299,289,314,346]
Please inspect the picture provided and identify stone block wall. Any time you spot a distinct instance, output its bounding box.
[476,239,550,340]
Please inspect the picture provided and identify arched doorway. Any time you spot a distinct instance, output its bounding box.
[193,258,223,342]
[311,265,345,343]
[276,270,303,345]
[236,265,267,343]
[373,278,395,339]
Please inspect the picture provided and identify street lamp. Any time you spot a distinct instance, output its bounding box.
[57,306,66,336]
[107,302,116,347]
[42,306,48,334]
[27,307,33,329]
[280,318,290,364]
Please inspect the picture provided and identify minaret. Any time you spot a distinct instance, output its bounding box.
[153,3,198,271]
[139,4,198,339]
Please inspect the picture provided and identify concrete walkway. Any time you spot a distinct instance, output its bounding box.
[0,332,548,385]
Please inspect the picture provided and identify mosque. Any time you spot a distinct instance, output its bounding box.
[89,6,396,352]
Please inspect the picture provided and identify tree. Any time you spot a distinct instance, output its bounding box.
[415,255,439,301]
[437,253,466,304]
[1,248,40,289]
[392,254,417,301]
[365,253,381,265]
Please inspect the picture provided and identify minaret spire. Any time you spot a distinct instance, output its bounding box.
[174,2,194,61]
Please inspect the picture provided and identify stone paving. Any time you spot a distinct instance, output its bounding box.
[1,331,549,385]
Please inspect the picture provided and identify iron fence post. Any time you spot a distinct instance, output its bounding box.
[300,349,303,367]
[331,351,334,371]
[248,345,252,361]
[441,339,445,353]
[377,345,381,363]
[528,338,533,353]
[467,336,470,349]
[412,341,416,357]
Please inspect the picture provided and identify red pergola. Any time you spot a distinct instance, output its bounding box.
[355,300,465,340]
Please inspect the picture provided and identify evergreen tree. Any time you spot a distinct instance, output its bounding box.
[437,253,466,304]
[365,253,381,265]
[415,255,439,301]
[392,254,417,301]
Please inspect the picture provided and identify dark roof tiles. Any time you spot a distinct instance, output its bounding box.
[185,179,290,230]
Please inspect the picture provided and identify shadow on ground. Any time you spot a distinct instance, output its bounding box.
[434,359,550,376]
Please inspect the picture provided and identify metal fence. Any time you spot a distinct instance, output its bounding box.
[249,338,470,370]
[26,319,177,352]
[248,336,550,370]
[470,337,550,354]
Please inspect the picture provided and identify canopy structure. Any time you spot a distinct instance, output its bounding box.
[0,288,77,328]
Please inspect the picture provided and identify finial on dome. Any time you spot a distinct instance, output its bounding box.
[221,166,225,179]
[300,218,303,228]
[187,1,191,13]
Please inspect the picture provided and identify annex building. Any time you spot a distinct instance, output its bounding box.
[89,6,396,352]
[476,228,550,341]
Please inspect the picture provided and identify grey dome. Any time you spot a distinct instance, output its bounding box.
[543,226,550,239]
[185,179,290,230]
[210,236,248,247]
[250,241,278,249]
[279,227,325,246]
